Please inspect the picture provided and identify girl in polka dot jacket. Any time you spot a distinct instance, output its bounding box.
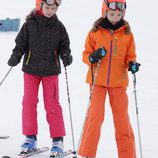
[7,0,72,156]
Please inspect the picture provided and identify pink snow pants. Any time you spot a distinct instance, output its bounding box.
[22,73,65,138]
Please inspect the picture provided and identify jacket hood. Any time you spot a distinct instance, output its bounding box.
[25,8,36,21]
[25,9,58,26]
[91,17,131,34]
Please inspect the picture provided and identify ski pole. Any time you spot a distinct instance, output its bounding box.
[64,67,77,158]
[132,73,143,158]
[77,60,101,155]
[0,67,13,87]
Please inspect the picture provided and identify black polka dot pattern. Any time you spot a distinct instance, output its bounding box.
[12,13,71,76]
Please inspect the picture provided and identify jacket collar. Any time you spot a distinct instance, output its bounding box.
[35,13,58,26]
[25,11,58,27]
[98,17,126,31]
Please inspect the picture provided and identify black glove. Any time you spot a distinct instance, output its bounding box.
[128,61,141,74]
[89,47,107,64]
[7,55,20,67]
[62,55,73,67]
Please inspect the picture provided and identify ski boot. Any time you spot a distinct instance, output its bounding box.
[50,137,64,157]
[20,135,37,154]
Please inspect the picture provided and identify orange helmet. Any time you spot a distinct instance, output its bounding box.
[102,0,126,18]
[36,0,42,10]
[36,0,62,10]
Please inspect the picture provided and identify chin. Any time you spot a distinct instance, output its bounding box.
[112,21,119,25]
[111,22,116,25]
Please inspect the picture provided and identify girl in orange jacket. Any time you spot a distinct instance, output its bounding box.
[78,0,140,158]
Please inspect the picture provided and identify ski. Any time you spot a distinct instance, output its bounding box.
[2,147,49,158]
[18,147,49,158]
[1,148,74,158]
[50,150,73,158]
[0,135,9,139]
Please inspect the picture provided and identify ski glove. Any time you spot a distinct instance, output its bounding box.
[128,61,141,74]
[8,55,20,67]
[89,47,107,64]
[62,55,73,67]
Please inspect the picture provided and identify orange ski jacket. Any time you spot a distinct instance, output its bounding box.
[83,24,136,87]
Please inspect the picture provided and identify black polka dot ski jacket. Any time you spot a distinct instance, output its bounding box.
[12,13,71,76]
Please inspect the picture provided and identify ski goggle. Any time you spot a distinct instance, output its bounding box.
[43,0,61,6]
[104,0,126,11]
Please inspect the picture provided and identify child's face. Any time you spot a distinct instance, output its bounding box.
[107,10,123,25]
[42,2,58,18]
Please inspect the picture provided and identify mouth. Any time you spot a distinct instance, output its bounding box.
[111,21,118,25]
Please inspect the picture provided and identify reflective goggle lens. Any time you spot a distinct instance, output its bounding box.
[108,2,126,11]
[117,2,126,10]
[45,0,61,6]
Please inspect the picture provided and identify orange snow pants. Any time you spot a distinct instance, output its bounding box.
[78,85,136,158]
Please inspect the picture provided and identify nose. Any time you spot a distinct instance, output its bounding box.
[48,9,52,14]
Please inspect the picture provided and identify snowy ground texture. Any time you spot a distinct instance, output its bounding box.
[0,0,158,158]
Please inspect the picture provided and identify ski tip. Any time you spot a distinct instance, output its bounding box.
[72,150,77,154]
[2,156,11,158]
[0,136,10,139]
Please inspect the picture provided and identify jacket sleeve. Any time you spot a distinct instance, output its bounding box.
[125,32,137,67]
[82,31,95,66]
[12,22,29,61]
[58,24,71,59]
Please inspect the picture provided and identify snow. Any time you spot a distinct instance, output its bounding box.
[0,0,158,157]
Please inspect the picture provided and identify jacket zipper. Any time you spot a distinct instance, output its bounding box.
[106,32,113,85]
[26,51,31,65]
[122,63,126,80]
[54,50,59,67]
